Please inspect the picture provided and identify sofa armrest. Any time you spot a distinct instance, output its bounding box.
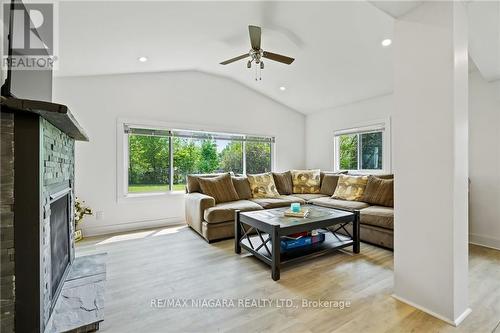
[185,192,216,233]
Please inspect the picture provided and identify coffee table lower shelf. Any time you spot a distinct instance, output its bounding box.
[240,232,353,266]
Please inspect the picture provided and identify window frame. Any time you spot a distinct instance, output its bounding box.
[333,118,391,174]
[117,119,276,199]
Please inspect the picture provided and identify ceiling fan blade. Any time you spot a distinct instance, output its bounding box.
[249,25,261,50]
[262,51,295,65]
[220,54,249,65]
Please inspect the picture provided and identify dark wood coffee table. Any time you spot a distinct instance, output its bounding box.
[235,205,360,281]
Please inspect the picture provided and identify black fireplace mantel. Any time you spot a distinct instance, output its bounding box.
[0,96,88,141]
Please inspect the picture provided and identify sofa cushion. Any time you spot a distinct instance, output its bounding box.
[204,200,263,224]
[232,176,252,200]
[291,169,321,194]
[198,173,239,204]
[247,172,280,198]
[272,171,293,195]
[250,195,305,209]
[320,174,342,196]
[362,176,394,207]
[187,172,234,193]
[309,197,370,211]
[360,206,394,230]
[332,175,369,201]
[338,223,394,249]
[290,193,329,201]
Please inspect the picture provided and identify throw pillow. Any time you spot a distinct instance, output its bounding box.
[362,176,394,207]
[232,176,252,200]
[332,175,369,201]
[186,172,234,193]
[320,174,342,196]
[320,170,347,183]
[375,174,394,180]
[272,171,293,195]
[197,173,239,204]
[247,173,280,198]
[291,169,321,194]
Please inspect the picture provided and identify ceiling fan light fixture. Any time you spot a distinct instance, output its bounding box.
[219,25,295,81]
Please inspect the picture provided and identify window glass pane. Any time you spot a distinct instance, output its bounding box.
[338,134,358,170]
[246,142,271,174]
[218,140,243,174]
[197,139,219,173]
[128,134,169,193]
[172,138,243,190]
[126,126,273,194]
[361,132,383,170]
[172,137,201,191]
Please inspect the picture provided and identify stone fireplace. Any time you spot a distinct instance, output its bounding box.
[0,97,90,333]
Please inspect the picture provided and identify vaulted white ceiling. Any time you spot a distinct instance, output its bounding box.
[57,1,394,114]
[467,0,500,82]
[369,1,423,18]
[56,1,499,114]
[370,0,500,83]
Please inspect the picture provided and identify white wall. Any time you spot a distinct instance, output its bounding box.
[305,94,393,170]
[469,71,500,250]
[392,1,469,323]
[54,71,305,236]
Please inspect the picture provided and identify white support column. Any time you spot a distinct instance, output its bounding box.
[393,1,470,326]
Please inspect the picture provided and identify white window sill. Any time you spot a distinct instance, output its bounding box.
[117,190,186,203]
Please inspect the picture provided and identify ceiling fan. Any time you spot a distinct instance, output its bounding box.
[220,25,295,78]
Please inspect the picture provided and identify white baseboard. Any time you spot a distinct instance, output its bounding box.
[469,233,500,251]
[82,217,185,237]
[453,307,472,326]
[391,294,471,326]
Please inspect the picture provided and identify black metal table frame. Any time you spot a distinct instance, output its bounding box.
[235,208,360,281]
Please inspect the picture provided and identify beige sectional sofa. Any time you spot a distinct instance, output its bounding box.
[185,172,394,249]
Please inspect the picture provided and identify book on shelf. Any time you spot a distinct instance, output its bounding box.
[279,232,326,252]
[283,231,308,240]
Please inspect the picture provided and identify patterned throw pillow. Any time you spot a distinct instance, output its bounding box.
[247,173,280,198]
[291,169,321,194]
[332,175,369,201]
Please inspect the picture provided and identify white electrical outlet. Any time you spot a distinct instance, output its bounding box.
[95,211,104,220]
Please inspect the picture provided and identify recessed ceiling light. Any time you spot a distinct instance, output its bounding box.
[279,86,286,91]
[138,56,148,62]
[381,39,392,47]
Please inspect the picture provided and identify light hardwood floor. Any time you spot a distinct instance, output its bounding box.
[77,225,500,333]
